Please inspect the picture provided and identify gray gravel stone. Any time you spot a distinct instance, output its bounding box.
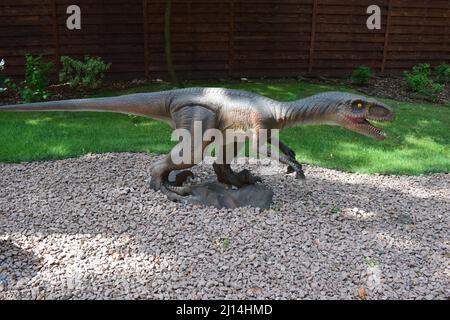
[0,152,448,299]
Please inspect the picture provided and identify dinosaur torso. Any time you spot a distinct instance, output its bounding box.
[165,88,282,131]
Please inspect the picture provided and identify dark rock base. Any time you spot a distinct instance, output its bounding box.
[182,181,273,209]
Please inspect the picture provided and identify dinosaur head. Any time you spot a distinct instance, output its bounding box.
[332,94,395,140]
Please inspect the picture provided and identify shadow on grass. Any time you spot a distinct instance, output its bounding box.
[0,112,174,163]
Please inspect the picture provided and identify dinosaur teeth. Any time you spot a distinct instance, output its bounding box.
[348,116,386,138]
[364,119,386,137]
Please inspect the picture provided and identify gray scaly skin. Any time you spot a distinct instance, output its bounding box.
[0,88,395,201]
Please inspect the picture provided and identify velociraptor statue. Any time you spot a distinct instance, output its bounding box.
[0,88,395,201]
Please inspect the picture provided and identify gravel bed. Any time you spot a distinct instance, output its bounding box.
[0,152,448,299]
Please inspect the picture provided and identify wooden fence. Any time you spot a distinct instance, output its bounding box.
[1,0,449,81]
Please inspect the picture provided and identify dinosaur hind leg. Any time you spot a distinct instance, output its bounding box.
[150,104,218,201]
[255,131,306,180]
[213,141,261,188]
[277,139,305,178]
[149,154,196,200]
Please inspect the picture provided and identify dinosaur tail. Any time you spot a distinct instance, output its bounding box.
[0,92,169,118]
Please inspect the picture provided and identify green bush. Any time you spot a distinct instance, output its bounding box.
[4,78,17,92]
[59,55,111,89]
[20,55,54,102]
[434,63,450,84]
[0,59,18,93]
[404,64,444,101]
[351,66,372,84]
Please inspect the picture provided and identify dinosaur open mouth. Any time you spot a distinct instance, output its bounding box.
[346,116,387,140]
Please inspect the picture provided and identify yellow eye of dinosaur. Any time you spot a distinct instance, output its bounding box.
[357,103,363,108]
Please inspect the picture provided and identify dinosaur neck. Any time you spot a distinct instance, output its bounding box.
[276,95,339,128]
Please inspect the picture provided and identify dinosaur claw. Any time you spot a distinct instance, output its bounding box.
[163,181,191,196]
[286,165,295,174]
[295,171,306,180]
[149,174,192,202]
[160,185,184,202]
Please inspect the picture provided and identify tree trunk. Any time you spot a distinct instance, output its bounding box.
[164,0,180,86]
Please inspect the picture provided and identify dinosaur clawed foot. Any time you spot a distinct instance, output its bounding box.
[149,174,193,202]
[295,170,306,180]
[286,164,306,180]
[168,170,195,186]
[160,182,192,202]
[150,166,263,202]
[235,169,262,186]
[213,163,261,188]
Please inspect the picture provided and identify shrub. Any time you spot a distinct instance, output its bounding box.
[351,66,372,84]
[434,63,450,84]
[20,54,54,102]
[59,55,111,89]
[4,78,17,92]
[404,64,444,101]
[0,59,18,94]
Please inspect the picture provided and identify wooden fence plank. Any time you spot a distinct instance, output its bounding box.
[308,0,318,73]
[51,0,61,73]
[143,0,149,78]
[228,0,234,78]
[381,0,393,74]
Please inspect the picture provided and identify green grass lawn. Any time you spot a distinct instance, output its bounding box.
[0,80,449,175]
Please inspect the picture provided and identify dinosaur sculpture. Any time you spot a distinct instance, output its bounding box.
[0,88,395,201]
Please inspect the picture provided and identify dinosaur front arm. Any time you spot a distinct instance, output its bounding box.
[251,131,305,179]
